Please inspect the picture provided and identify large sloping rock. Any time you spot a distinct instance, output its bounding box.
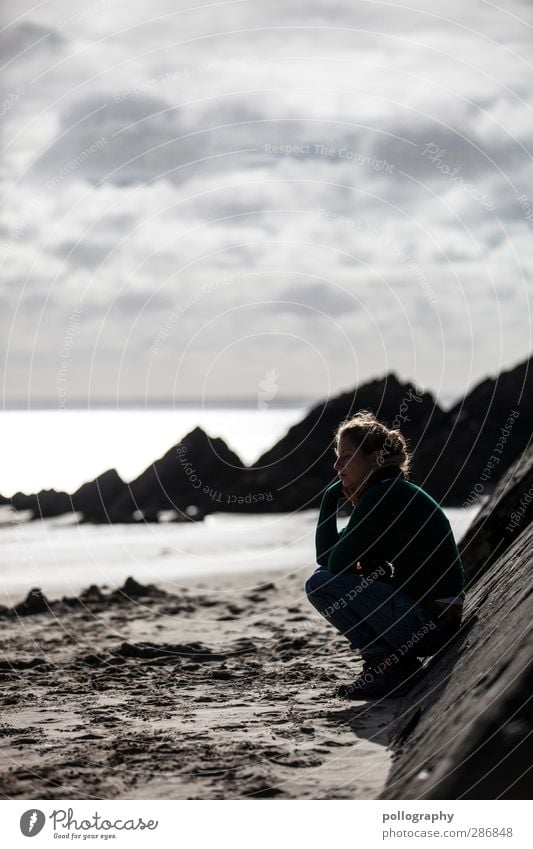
[459,444,533,587]
[248,373,444,511]
[380,447,533,800]
[246,356,532,509]
[412,356,532,505]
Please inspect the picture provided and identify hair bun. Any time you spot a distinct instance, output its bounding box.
[335,411,411,476]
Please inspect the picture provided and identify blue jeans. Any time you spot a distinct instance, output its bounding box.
[305,566,440,656]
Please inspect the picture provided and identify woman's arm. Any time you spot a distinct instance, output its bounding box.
[315,479,345,567]
[326,484,387,574]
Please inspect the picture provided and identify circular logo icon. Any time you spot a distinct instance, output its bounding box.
[20,809,46,837]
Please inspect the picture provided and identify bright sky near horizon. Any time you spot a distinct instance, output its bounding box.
[1,0,532,408]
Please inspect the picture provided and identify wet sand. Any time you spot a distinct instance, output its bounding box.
[0,570,396,800]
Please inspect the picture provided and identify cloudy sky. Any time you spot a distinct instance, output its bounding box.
[1,0,532,408]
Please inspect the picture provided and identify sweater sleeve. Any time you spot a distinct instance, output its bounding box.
[326,485,386,575]
[315,480,344,567]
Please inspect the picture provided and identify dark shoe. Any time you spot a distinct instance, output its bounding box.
[337,655,423,700]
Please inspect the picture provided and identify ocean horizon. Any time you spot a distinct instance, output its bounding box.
[0,406,311,498]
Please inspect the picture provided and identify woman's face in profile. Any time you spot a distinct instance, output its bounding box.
[334,434,376,493]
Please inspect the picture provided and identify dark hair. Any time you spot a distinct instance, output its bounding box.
[334,409,411,476]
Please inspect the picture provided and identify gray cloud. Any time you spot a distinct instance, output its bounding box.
[1,0,532,406]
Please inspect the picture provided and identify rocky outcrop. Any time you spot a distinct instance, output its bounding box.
[71,468,129,522]
[380,444,533,800]
[104,426,247,522]
[412,356,531,505]
[249,356,532,509]
[4,355,531,521]
[459,444,533,587]
[247,373,445,511]
[13,588,50,616]
[8,469,130,522]
[10,488,72,518]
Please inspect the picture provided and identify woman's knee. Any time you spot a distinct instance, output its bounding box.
[305,567,334,598]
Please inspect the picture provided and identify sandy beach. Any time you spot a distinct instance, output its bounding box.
[0,567,395,800]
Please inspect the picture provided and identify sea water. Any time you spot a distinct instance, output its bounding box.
[0,503,482,604]
[0,406,483,603]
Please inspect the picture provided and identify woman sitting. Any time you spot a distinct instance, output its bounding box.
[305,410,465,699]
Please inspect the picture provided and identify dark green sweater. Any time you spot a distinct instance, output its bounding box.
[315,477,465,604]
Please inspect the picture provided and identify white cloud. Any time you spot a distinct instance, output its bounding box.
[1,0,532,406]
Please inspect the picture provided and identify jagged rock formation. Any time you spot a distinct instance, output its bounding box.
[10,488,72,517]
[412,356,531,505]
[8,469,129,522]
[2,355,532,521]
[247,373,444,511]
[380,444,533,800]
[71,468,127,521]
[459,443,533,587]
[103,426,247,522]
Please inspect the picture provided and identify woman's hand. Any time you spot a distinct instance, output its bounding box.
[341,483,357,505]
[327,478,356,505]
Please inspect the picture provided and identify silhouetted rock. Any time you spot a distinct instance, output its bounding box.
[459,444,533,587]
[10,488,71,518]
[244,373,445,511]
[9,470,129,522]
[13,587,50,616]
[72,468,129,522]
[110,576,166,601]
[105,426,246,521]
[412,356,532,505]
[3,356,532,520]
[243,356,533,510]
[78,584,106,604]
[380,446,533,800]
